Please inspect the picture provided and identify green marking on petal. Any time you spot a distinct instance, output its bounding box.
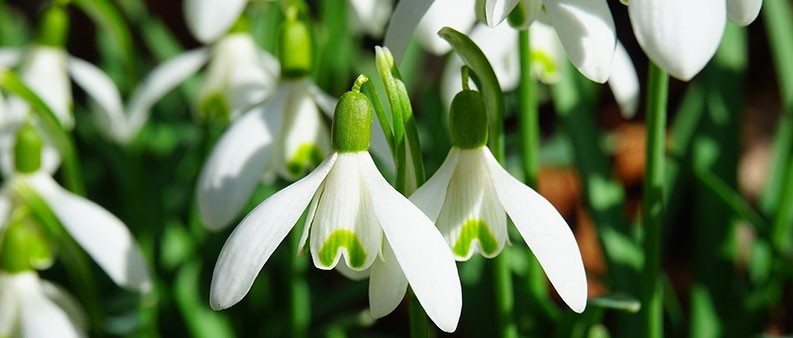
[531,50,557,81]
[452,219,499,258]
[198,93,230,125]
[287,143,324,176]
[318,229,367,269]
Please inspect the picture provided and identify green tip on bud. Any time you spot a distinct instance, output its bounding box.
[0,217,54,273]
[38,2,70,47]
[278,12,312,79]
[198,93,230,126]
[14,123,43,174]
[450,89,488,149]
[332,79,372,152]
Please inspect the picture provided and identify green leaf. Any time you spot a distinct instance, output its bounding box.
[589,293,641,313]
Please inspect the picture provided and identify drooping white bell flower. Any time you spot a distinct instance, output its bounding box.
[210,82,462,332]
[385,0,617,83]
[439,21,639,118]
[0,272,87,338]
[629,0,762,81]
[348,0,395,37]
[410,88,587,313]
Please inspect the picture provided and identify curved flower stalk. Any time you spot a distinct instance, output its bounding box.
[440,21,639,118]
[629,0,763,80]
[410,87,587,313]
[0,125,152,293]
[385,0,616,83]
[0,272,87,338]
[210,79,462,332]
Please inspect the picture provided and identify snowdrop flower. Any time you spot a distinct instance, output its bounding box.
[0,125,152,293]
[385,0,616,83]
[410,87,587,313]
[0,272,86,338]
[629,0,762,80]
[210,78,462,332]
[440,21,639,118]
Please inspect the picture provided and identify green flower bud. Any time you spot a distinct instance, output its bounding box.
[14,123,43,174]
[332,76,372,152]
[38,2,70,47]
[0,217,54,273]
[278,14,312,79]
[450,89,488,149]
[198,93,230,125]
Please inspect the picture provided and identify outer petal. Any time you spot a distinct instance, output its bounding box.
[608,42,640,119]
[0,273,17,336]
[41,281,88,330]
[0,47,22,68]
[629,0,726,81]
[26,174,152,292]
[336,260,372,281]
[544,0,616,83]
[481,148,587,313]
[210,153,338,310]
[274,80,330,180]
[184,0,248,43]
[727,0,762,26]
[349,0,394,37]
[361,153,462,332]
[124,48,210,143]
[369,241,408,318]
[21,46,72,128]
[478,0,521,27]
[384,0,436,62]
[409,148,461,222]
[196,89,285,231]
[67,57,127,142]
[414,0,478,55]
[14,273,84,338]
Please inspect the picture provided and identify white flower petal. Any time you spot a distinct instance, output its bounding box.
[435,148,508,260]
[544,0,616,83]
[275,80,330,180]
[0,273,18,336]
[41,281,87,330]
[369,241,408,318]
[361,153,461,332]
[370,111,396,171]
[21,46,72,128]
[309,153,382,271]
[0,47,22,68]
[414,0,478,55]
[384,0,437,61]
[349,0,394,37]
[608,42,640,119]
[67,57,127,142]
[529,21,566,84]
[727,0,762,26]
[307,82,338,118]
[15,273,84,338]
[479,0,521,26]
[409,148,461,222]
[197,92,285,231]
[125,48,210,143]
[481,147,587,313]
[210,153,338,310]
[298,181,323,255]
[183,0,248,43]
[335,260,372,281]
[629,0,726,81]
[27,174,152,292]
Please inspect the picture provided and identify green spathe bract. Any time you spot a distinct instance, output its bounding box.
[14,123,43,174]
[278,16,312,79]
[450,89,488,149]
[332,91,372,153]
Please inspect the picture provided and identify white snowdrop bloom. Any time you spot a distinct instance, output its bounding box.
[348,0,395,37]
[210,85,462,332]
[439,21,639,118]
[410,88,587,313]
[385,0,616,83]
[629,0,762,80]
[0,272,86,338]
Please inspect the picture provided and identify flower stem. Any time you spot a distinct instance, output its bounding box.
[640,62,668,338]
[409,289,435,338]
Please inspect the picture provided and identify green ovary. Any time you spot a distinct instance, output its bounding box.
[199,93,230,124]
[452,219,498,258]
[318,229,367,269]
[287,144,323,176]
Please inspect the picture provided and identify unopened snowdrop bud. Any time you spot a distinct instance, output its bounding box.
[14,124,43,174]
[332,75,373,152]
[38,2,70,47]
[278,11,312,79]
[198,93,230,125]
[450,89,488,149]
[0,218,53,273]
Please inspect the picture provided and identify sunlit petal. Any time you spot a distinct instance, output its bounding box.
[21,46,72,128]
[349,0,394,37]
[15,272,84,338]
[608,42,640,119]
[361,153,461,332]
[369,241,408,318]
[0,273,17,336]
[275,80,330,180]
[0,47,22,68]
[409,148,461,222]
[479,0,520,27]
[210,153,338,310]
[67,57,127,142]
[184,0,248,43]
[41,281,87,330]
[481,148,587,313]
[727,0,762,26]
[414,0,478,55]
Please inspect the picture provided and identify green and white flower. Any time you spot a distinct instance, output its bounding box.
[210,84,462,332]
[0,271,86,338]
[410,88,587,313]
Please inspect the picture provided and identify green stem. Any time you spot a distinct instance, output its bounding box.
[640,63,668,338]
[409,289,434,338]
[289,227,310,338]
